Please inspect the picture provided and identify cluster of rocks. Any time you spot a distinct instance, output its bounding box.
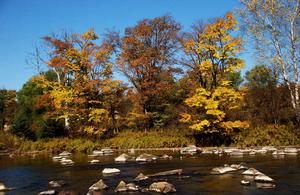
[52,151,74,165]
[114,153,172,162]
[201,146,300,157]
[211,164,276,189]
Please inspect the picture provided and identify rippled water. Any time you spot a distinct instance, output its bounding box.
[0,151,300,195]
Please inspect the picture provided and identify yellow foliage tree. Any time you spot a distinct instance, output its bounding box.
[181,13,249,134]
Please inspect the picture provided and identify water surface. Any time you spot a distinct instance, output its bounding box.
[0,151,299,195]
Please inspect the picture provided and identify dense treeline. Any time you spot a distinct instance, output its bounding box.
[1,0,300,147]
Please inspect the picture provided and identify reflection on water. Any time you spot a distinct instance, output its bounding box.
[0,152,299,195]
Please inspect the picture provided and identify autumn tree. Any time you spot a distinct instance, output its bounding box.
[33,29,125,137]
[180,13,248,136]
[115,15,181,129]
[239,0,300,122]
[0,89,17,131]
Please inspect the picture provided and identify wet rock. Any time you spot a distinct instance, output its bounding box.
[49,180,65,188]
[60,158,74,165]
[126,183,139,191]
[102,168,120,175]
[136,153,157,162]
[114,181,127,192]
[89,159,100,164]
[148,169,183,177]
[92,150,104,156]
[284,148,298,155]
[230,164,247,170]
[256,182,276,189]
[100,147,113,154]
[52,156,62,161]
[38,190,56,195]
[240,180,250,185]
[89,179,108,191]
[149,181,176,193]
[161,154,173,160]
[0,182,13,191]
[59,151,71,157]
[254,174,274,183]
[242,168,263,176]
[272,150,285,156]
[57,190,77,195]
[114,153,132,162]
[134,173,149,181]
[180,145,197,154]
[211,166,237,174]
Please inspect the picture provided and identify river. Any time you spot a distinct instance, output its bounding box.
[0,151,299,195]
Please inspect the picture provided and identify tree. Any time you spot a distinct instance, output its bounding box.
[33,29,124,137]
[0,89,17,131]
[240,0,300,121]
[180,13,248,135]
[115,15,181,129]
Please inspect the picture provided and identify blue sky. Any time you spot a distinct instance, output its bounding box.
[0,0,251,90]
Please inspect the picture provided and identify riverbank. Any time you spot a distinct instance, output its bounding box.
[1,125,300,155]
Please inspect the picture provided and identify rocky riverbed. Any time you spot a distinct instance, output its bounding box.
[0,147,300,194]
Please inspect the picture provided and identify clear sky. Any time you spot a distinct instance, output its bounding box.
[0,0,250,90]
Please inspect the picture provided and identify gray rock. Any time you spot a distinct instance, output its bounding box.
[211,166,237,174]
[242,168,263,176]
[149,182,176,193]
[161,154,173,160]
[49,180,65,188]
[254,174,274,183]
[114,153,132,162]
[0,182,13,191]
[38,190,56,195]
[136,153,157,162]
[240,180,250,185]
[134,173,149,181]
[126,183,139,191]
[114,181,127,192]
[89,179,108,191]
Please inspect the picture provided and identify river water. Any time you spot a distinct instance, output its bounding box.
[0,151,299,195]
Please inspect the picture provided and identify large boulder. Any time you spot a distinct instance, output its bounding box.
[149,182,176,193]
[89,179,108,191]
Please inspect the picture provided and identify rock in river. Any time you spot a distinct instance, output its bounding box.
[114,153,132,162]
[89,179,108,191]
[242,168,263,176]
[114,181,127,192]
[49,180,65,188]
[254,174,274,183]
[211,166,237,174]
[0,182,13,191]
[136,153,157,162]
[102,168,120,175]
[240,180,250,185]
[134,173,149,181]
[59,151,71,157]
[149,182,176,193]
[38,190,56,195]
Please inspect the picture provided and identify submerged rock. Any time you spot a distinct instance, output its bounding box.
[211,166,237,174]
[89,179,108,191]
[256,182,276,189]
[254,174,274,183]
[242,168,263,176]
[134,173,149,181]
[49,180,65,188]
[149,182,176,193]
[102,168,120,175]
[114,153,132,162]
[136,153,157,162]
[38,190,56,195]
